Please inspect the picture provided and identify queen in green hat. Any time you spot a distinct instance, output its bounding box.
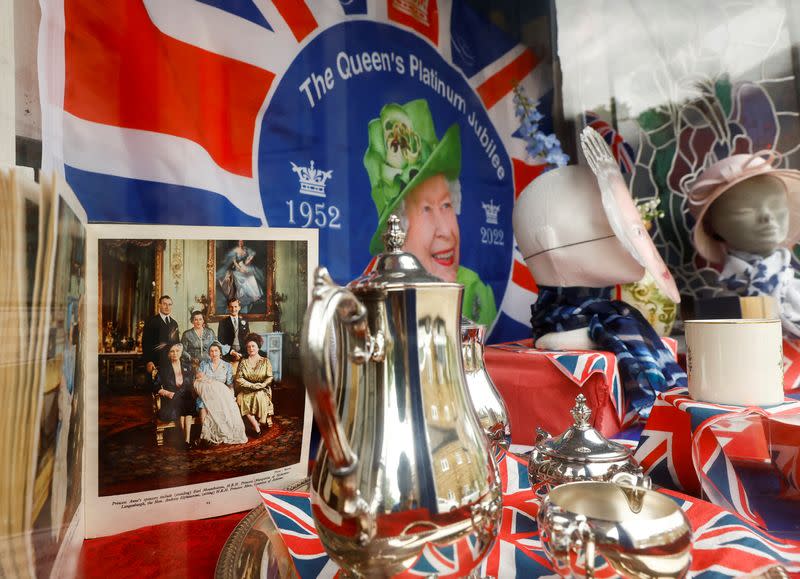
[363,98,497,326]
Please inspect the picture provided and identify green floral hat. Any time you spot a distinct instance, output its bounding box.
[363,99,461,255]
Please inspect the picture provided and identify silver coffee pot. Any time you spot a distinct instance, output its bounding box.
[461,319,511,450]
[301,216,502,577]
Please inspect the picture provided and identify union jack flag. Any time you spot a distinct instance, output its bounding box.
[667,492,800,577]
[782,337,800,392]
[694,410,800,535]
[488,341,626,429]
[692,413,765,528]
[544,351,626,427]
[637,387,800,530]
[405,540,485,578]
[477,452,552,577]
[771,417,800,499]
[635,392,701,494]
[39,0,559,342]
[494,337,677,429]
[260,451,559,578]
[260,448,800,577]
[582,111,636,174]
[257,490,341,578]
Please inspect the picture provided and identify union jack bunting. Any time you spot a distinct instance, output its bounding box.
[543,351,625,425]
[664,491,800,578]
[635,392,706,495]
[257,490,339,578]
[637,387,800,531]
[488,341,625,428]
[782,337,800,392]
[692,413,766,528]
[258,452,556,578]
[259,448,800,577]
[770,415,800,500]
[477,452,553,577]
[491,338,677,429]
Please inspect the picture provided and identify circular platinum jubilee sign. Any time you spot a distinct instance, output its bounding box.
[258,21,514,327]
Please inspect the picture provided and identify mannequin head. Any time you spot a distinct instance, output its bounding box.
[707,174,789,257]
[688,151,800,264]
[513,165,644,288]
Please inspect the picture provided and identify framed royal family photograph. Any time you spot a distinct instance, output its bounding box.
[84,224,317,538]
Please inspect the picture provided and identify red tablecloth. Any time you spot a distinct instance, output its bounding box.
[485,340,622,445]
[78,511,246,579]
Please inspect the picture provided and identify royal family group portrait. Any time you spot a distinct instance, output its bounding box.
[96,236,310,496]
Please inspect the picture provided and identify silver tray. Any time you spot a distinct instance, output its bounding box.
[215,479,309,579]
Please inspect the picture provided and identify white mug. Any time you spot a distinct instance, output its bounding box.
[685,319,784,407]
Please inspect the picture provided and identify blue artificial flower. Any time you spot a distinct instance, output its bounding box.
[513,85,569,169]
[547,150,569,167]
[542,133,559,148]
[527,109,543,123]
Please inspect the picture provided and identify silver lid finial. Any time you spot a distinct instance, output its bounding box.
[383,215,406,253]
[570,394,592,429]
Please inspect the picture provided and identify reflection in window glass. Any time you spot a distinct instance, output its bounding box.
[556,0,800,298]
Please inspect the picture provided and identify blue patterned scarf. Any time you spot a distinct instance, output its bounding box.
[531,286,687,420]
[719,249,800,338]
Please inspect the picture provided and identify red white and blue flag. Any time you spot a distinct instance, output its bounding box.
[39,0,556,341]
[491,337,677,429]
[259,451,613,577]
[782,337,800,392]
[583,111,636,174]
[257,490,339,578]
[260,448,800,577]
[637,387,800,532]
[667,491,800,578]
[635,390,706,495]
[692,412,766,528]
[770,415,800,499]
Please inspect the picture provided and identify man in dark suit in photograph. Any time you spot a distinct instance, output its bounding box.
[142,295,181,373]
[217,298,249,361]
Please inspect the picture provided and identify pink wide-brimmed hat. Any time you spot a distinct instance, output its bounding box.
[687,150,800,264]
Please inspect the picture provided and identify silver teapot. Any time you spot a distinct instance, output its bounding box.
[528,395,649,489]
[301,216,502,577]
[461,319,511,450]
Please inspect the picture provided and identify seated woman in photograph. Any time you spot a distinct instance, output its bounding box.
[181,311,217,364]
[153,342,196,449]
[234,333,274,436]
[194,341,247,445]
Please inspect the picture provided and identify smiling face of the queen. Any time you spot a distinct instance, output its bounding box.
[402,174,460,282]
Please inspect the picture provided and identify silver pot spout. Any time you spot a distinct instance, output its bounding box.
[461,319,512,450]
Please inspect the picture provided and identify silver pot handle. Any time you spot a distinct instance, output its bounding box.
[575,518,596,579]
[583,528,596,579]
[301,267,367,477]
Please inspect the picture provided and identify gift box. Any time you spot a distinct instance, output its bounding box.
[635,387,800,536]
[484,338,678,445]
